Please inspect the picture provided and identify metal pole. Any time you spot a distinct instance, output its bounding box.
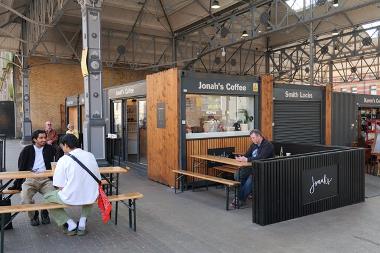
[21,19,32,144]
[79,0,106,163]
[309,2,314,85]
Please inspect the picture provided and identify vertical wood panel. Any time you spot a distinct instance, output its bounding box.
[186,137,251,175]
[325,84,332,145]
[147,68,179,186]
[260,75,273,140]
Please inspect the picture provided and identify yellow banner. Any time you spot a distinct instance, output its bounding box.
[81,48,89,77]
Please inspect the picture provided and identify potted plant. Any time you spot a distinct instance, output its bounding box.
[238,109,253,131]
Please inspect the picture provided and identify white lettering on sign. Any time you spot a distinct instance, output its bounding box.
[115,87,134,96]
[198,81,223,90]
[285,90,313,99]
[197,81,248,91]
[364,97,380,104]
[309,174,333,194]
[226,83,247,91]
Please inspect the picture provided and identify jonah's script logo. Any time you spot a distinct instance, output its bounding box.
[309,174,333,194]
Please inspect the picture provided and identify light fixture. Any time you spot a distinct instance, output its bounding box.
[211,0,220,9]
[241,30,248,38]
[333,0,339,7]
[332,29,339,36]
[221,47,226,57]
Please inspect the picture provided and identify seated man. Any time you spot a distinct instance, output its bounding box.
[10,130,56,226]
[232,129,274,207]
[44,134,100,236]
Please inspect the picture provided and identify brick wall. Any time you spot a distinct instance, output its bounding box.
[27,57,149,133]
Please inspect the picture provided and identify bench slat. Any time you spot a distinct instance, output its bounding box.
[212,165,237,174]
[0,189,21,195]
[173,170,239,186]
[0,192,144,214]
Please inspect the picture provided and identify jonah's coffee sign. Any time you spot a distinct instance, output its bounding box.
[181,71,259,95]
[302,165,338,204]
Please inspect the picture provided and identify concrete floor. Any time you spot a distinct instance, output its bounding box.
[2,139,380,253]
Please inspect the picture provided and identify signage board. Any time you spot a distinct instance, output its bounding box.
[302,165,338,204]
[108,80,146,99]
[66,96,78,107]
[356,94,380,107]
[274,85,323,101]
[181,71,259,95]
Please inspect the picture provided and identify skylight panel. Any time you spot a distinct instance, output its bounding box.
[362,20,380,38]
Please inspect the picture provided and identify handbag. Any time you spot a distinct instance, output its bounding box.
[66,153,112,224]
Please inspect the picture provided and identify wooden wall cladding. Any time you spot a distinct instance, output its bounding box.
[186,136,251,175]
[325,84,332,145]
[260,75,273,140]
[146,68,179,186]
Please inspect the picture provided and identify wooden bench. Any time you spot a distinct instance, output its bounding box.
[172,170,239,210]
[212,165,237,174]
[0,192,143,253]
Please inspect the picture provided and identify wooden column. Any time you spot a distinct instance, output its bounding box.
[325,83,332,145]
[260,75,273,140]
[146,68,179,186]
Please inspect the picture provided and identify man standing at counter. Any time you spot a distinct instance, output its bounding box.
[232,129,274,208]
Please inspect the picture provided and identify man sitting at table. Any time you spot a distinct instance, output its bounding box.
[9,129,56,226]
[44,134,100,236]
[231,129,274,208]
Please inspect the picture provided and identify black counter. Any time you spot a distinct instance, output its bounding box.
[252,143,365,225]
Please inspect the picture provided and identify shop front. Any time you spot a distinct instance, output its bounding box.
[332,93,380,147]
[107,80,147,165]
[146,68,263,186]
[180,71,259,175]
[273,84,325,144]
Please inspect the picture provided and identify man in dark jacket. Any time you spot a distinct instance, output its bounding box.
[232,129,274,207]
[9,129,56,226]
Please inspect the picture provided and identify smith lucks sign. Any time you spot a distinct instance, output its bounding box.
[302,165,338,204]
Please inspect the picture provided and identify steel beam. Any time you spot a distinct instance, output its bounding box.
[78,0,106,161]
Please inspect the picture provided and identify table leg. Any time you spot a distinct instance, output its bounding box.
[128,199,132,229]
[1,213,4,253]
[226,186,230,211]
[133,200,137,232]
[115,173,119,225]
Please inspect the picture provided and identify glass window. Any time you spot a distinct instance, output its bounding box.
[185,94,255,133]
[370,85,377,95]
[351,87,357,93]
[112,100,122,137]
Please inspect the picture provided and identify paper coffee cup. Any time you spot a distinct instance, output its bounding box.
[286,153,291,156]
[51,162,57,172]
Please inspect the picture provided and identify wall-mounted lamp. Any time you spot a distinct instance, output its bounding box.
[211,0,220,9]
[241,30,248,38]
[221,47,226,57]
[333,0,339,7]
[332,29,339,36]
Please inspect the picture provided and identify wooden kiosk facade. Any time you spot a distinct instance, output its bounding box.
[146,68,273,186]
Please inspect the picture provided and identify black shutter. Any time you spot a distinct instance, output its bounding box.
[274,100,321,144]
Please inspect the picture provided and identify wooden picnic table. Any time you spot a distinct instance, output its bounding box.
[0,166,130,226]
[0,166,128,180]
